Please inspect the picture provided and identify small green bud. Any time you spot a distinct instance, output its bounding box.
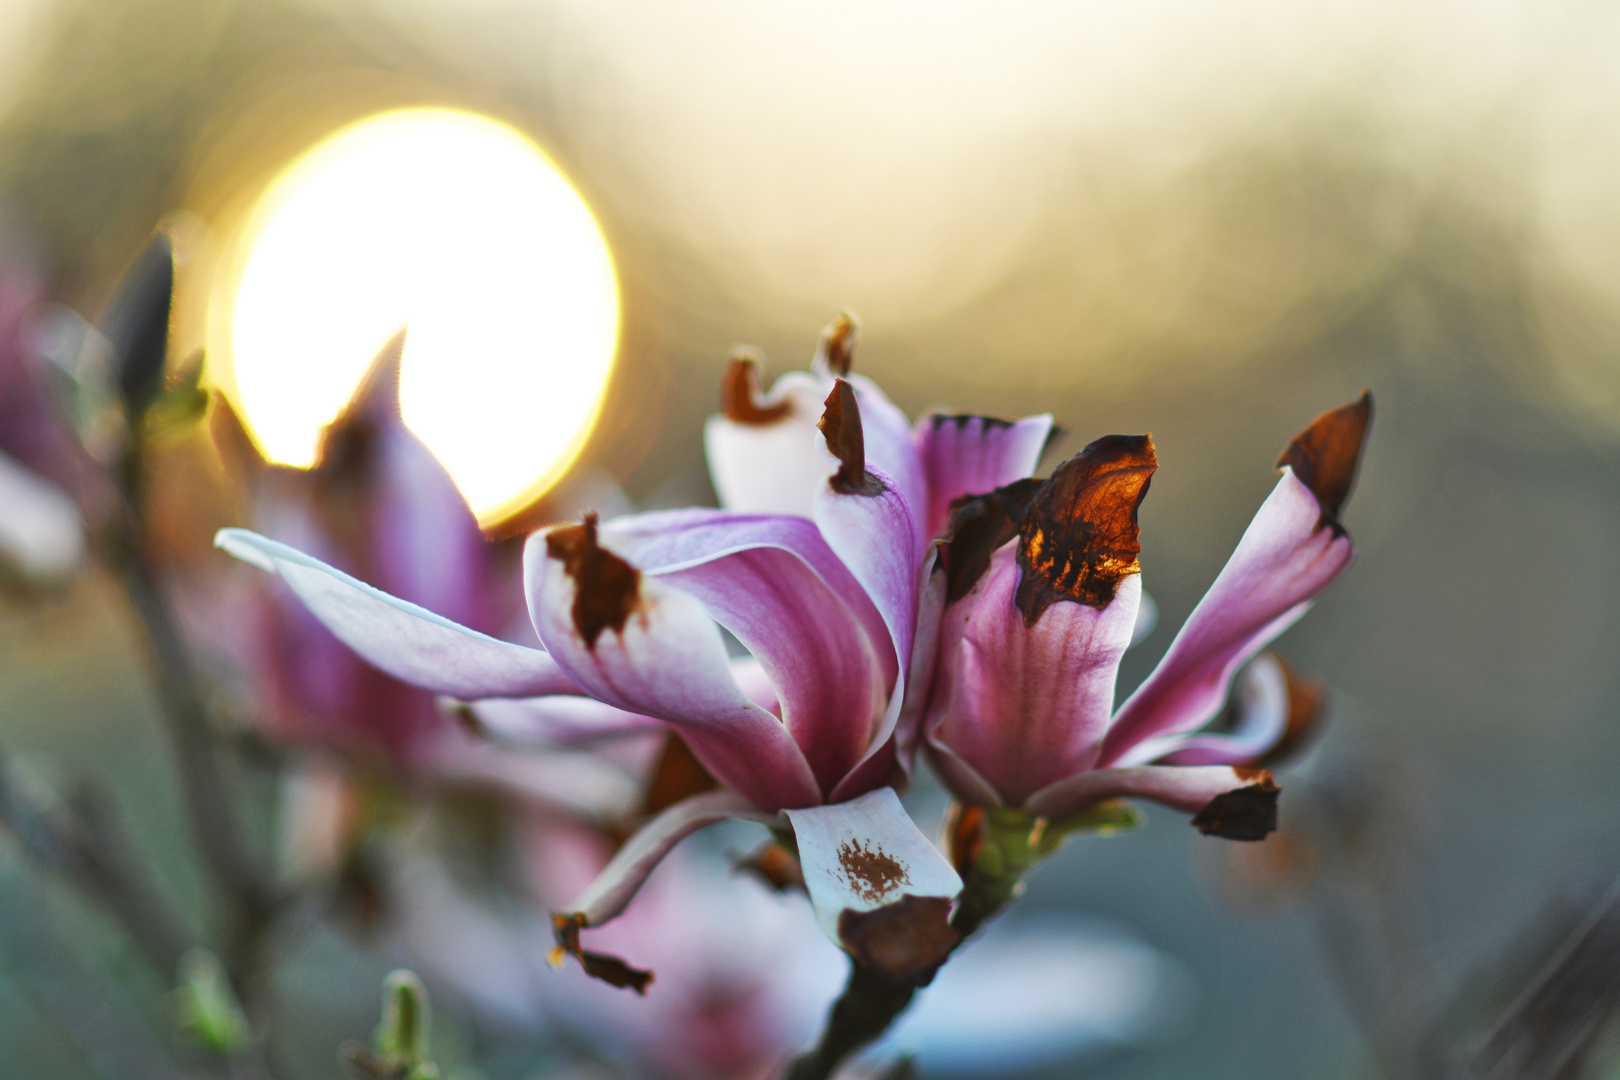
[175,949,251,1055]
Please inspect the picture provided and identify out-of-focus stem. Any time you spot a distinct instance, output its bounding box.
[781,962,917,1080]
[0,750,196,973]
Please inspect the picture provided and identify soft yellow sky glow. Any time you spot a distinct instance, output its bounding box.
[213,108,619,521]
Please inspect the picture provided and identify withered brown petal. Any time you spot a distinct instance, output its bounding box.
[819,312,859,377]
[718,350,790,425]
[1275,391,1373,530]
[938,478,1044,603]
[1191,774,1281,841]
[639,732,720,817]
[1014,434,1157,625]
[544,513,642,648]
[838,895,961,985]
[942,802,985,880]
[552,913,654,995]
[731,841,807,894]
[817,379,885,497]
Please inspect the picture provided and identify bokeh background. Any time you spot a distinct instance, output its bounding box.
[4,0,1620,1077]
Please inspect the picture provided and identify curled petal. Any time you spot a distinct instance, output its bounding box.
[914,412,1054,540]
[1102,395,1368,764]
[1099,471,1355,765]
[596,510,894,795]
[1116,652,1291,768]
[559,790,778,930]
[430,737,648,822]
[928,544,1141,805]
[785,788,963,981]
[525,523,822,810]
[1024,763,1277,830]
[215,529,578,698]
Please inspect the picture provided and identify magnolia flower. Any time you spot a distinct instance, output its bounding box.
[214,338,662,820]
[922,394,1372,836]
[215,316,1062,986]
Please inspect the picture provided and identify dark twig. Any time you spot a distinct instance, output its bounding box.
[782,962,918,1080]
[0,749,196,973]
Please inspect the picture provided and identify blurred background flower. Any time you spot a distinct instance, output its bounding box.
[4,0,1620,1077]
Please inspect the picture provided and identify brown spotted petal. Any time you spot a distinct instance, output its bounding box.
[784,788,963,977]
[705,361,831,518]
[1098,397,1370,767]
[1024,763,1278,842]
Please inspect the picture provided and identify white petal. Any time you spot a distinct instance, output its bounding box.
[785,787,962,944]
[0,451,83,584]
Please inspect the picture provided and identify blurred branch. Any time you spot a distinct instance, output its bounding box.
[0,866,195,1080]
[0,748,195,974]
[780,963,917,1080]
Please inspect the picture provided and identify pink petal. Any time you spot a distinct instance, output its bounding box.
[561,790,779,928]
[1099,470,1353,765]
[1117,652,1291,767]
[524,522,822,811]
[1023,763,1272,821]
[913,412,1054,540]
[927,544,1141,805]
[457,694,669,750]
[215,529,579,698]
[597,509,896,796]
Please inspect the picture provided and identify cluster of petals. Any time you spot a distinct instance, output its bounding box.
[217,314,1370,985]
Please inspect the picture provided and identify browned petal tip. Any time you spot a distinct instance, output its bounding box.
[544,513,642,648]
[818,379,886,497]
[1276,391,1372,530]
[939,478,1043,603]
[640,732,720,816]
[1014,434,1157,625]
[719,349,791,425]
[817,311,859,377]
[552,912,654,994]
[838,895,961,985]
[1192,772,1280,841]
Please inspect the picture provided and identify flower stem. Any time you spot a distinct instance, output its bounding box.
[780,961,917,1080]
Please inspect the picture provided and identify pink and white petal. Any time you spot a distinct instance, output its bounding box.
[784,787,963,945]
[1023,764,1271,820]
[456,695,668,750]
[914,412,1054,540]
[215,529,578,698]
[1115,652,1290,768]
[600,509,896,686]
[595,509,892,794]
[524,529,822,811]
[928,545,1141,805]
[703,371,828,518]
[0,450,83,584]
[562,791,779,927]
[1099,470,1353,765]
[846,374,928,541]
